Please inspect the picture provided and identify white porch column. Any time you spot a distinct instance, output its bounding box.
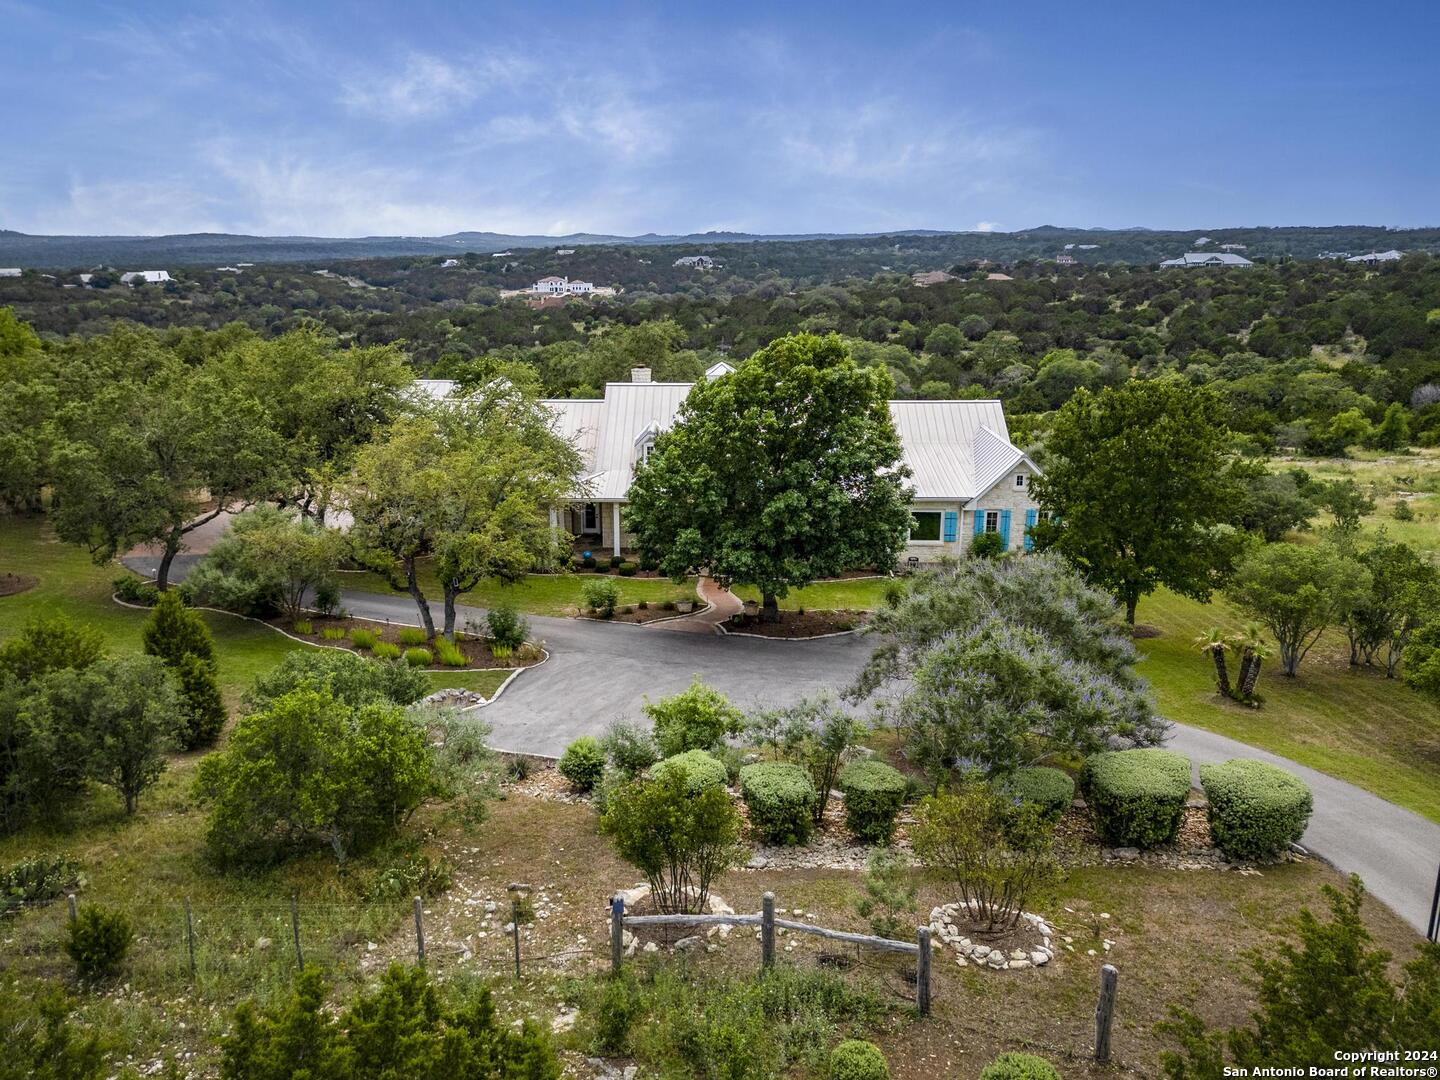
[548,505,559,533]
[611,502,622,558]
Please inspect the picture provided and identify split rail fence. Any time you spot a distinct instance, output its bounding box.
[610,890,932,1016]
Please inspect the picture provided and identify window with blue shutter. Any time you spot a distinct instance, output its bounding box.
[1024,508,1037,551]
[942,510,958,543]
[999,509,1012,547]
[973,509,985,538]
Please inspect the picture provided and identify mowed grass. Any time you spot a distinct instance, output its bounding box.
[1135,588,1440,822]
[733,575,892,610]
[340,561,696,617]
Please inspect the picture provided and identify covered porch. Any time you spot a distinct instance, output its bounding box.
[551,500,632,558]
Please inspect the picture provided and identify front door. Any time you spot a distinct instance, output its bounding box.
[582,502,599,534]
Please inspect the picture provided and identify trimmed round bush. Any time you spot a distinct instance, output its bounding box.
[1082,749,1191,849]
[739,762,818,845]
[66,904,133,980]
[403,647,433,668]
[559,736,606,792]
[979,1052,1061,1080]
[829,1039,890,1080]
[649,749,728,794]
[837,759,908,843]
[618,561,638,577]
[1199,758,1313,861]
[999,766,1076,824]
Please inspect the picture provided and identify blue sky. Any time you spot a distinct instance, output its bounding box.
[2,1,1436,236]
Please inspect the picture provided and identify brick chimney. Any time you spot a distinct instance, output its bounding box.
[631,367,652,383]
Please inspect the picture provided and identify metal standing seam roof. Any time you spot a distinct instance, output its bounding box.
[415,380,1034,504]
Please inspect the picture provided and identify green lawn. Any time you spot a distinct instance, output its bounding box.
[732,576,893,611]
[340,562,696,617]
[1135,588,1440,823]
[1,516,306,707]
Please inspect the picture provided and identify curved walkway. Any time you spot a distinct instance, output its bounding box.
[120,553,1440,934]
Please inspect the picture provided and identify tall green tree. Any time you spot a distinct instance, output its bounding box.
[1030,379,1248,624]
[626,333,912,620]
[51,357,286,588]
[348,381,580,640]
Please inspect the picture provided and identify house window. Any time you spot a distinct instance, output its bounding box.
[984,510,1000,533]
[1015,473,1026,488]
[639,440,654,462]
[909,511,943,543]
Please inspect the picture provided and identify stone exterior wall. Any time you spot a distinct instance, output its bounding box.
[899,461,1040,563]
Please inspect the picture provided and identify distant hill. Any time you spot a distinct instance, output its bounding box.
[0,224,1437,269]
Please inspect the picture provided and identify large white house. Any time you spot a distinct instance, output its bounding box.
[415,367,1042,563]
[120,269,173,284]
[1347,250,1404,264]
[1159,252,1254,269]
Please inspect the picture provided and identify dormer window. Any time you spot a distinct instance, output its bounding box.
[1015,473,1026,488]
[634,420,661,464]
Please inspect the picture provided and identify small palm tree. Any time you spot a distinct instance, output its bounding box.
[1231,623,1273,700]
[1193,627,1232,697]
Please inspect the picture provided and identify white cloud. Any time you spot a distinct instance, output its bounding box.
[339,52,483,120]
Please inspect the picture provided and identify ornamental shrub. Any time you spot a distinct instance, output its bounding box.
[321,627,346,641]
[601,718,658,776]
[372,641,402,660]
[978,1052,1062,1080]
[609,555,623,569]
[739,762,818,845]
[559,736,606,792]
[403,647,433,668]
[244,648,428,713]
[618,561,638,576]
[1082,749,1191,849]
[645,679,744,756]
[293,620,313,636]
[581,578,621,617]
[396,626,428,647]
[649,749,728,794]
[0,613,106,684]
[113,573,160,606]
[433,639,467,667]
[65,904,133,981]
[487,606,529,650]
[830,1040,890,1080]
[837,759,908,843]
[350,627,378,650]
[141,589,216,667]
[999,766,1075,824]
[1199,758,1313,861]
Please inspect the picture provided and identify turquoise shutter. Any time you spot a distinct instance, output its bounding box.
[999,509,1012,547]
[972,509,985,538]
[1024,508,1037,551]
[942,510,958,543]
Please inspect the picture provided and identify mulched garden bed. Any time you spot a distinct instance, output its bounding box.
[578,602,696,624]
[724,609,867,638]
[274,615,544,671]
[0,573,38,597]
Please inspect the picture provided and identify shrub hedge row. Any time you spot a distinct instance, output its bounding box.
[1082,749,1191,849]
[837,759,908,844]
[739,762,818,845]
[1199,758,1313,861]
[648,749,728,795]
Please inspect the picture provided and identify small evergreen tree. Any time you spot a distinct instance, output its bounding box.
[141,589,216,666]
[175,651,227,748]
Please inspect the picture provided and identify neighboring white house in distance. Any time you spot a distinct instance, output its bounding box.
[414,367,1043,561]
[120,270,172,284]
[1347,250,1404,264]
[440,258,460,268]
[1219,242,1248,252]
[1160,252,1254,268]
[912,269,958,287]
[0,268,22,277]
[673,255,715,269]
[1055,252,1077,265]
[529,276,615,296]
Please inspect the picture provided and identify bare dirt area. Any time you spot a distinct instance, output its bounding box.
[0,572,38,596]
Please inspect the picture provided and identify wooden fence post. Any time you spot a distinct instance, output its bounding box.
[67,893,77,923]
[916,926,932,1017]
[761,892,776,969]
[511,896,522,978]
[290,893,304,969]
[610,895,625,975]
[1095,963,1119,1063]
[413,896,426,967]
[184,898,196,980]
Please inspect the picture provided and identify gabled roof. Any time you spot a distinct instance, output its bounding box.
[415,380,1036,503]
